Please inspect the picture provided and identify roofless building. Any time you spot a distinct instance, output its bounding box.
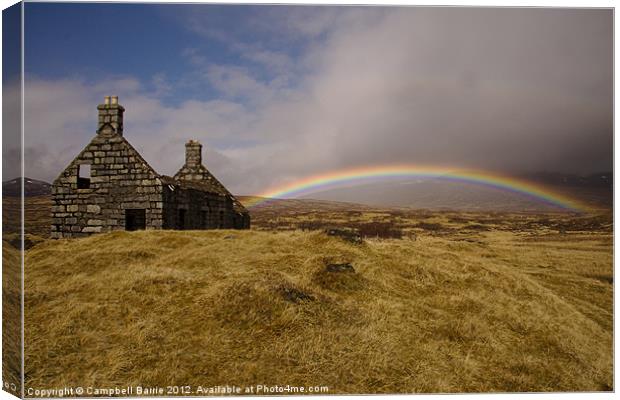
[51,96,250,238]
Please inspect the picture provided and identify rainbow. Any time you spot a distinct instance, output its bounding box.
[245,165,588,212]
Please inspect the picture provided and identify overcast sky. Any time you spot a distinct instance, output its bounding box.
[9,4,613,195]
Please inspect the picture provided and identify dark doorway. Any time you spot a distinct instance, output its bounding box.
[178,209,187,230]
[125,209,146,231]
[200,210,208,229]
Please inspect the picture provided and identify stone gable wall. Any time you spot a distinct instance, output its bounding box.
[51,133,163,238]
[171,140,250,229]
[174,164,212,185]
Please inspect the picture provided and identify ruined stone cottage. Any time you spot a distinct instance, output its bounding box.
[51,96,250,238]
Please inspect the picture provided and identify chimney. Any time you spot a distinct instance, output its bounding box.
[185,140,202,168]
[97,96,124,135]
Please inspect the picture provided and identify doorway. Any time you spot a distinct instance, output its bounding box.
[178,209,187,230]
[125,209,146,231]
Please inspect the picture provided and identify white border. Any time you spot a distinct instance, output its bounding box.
[0,1,615,400]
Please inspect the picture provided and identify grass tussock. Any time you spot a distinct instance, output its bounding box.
[23,228,612,394]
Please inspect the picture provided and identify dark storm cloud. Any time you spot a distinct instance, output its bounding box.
[290,7,613,174]
[21,7,612,195]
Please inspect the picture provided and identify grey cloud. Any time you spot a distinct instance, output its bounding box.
[252,7,612,179]
[20,7,612,198]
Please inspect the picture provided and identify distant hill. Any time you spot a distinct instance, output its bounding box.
[237,196,378,212]
[522,171,613,188]
[280,173,612,212]
[3,177,51,197]
[3,171,612,215]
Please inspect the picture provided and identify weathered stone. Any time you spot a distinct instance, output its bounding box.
[279,286,315,303]
[91,176,109,183]
[325,228,363,245]
[326,263,356,273]
[82,226,102,233]
[86,205,101,213]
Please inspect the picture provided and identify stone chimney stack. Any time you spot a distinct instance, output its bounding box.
[185,140,203,168]
[97,96,124,135]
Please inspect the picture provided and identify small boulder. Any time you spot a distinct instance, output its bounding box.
[314,262,366,291]
[325,263,356,273]
[279,286,315,303]
[325,228,363,245]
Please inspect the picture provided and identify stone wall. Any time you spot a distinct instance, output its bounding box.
[51,132,163,238]
[233,211,250,229]
[162,184,234,229]
[173,140,230,194]
[172,139,251,229]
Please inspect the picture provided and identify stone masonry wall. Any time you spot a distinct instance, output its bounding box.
[172,139,250,230]
[51,132,163,238]
[173,140,228,193]
[162,184,234,229]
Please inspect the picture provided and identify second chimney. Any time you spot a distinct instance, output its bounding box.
[185,140,202,168]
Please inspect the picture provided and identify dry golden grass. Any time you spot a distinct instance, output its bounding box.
[23,225,612,393]
[244,196,612,238]
[3,241,22,396]
[3,196,50,238]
